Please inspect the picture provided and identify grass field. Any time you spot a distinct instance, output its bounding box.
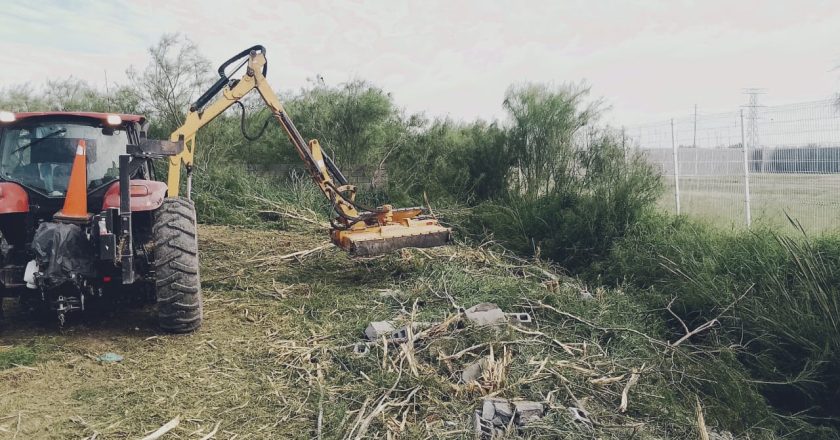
[658,173,840,232]
[0,223,759,439]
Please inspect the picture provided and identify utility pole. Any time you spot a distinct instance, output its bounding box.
[671,118,681,215]
[743,88,765,171]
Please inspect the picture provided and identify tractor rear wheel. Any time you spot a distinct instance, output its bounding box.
[153,197,202,333]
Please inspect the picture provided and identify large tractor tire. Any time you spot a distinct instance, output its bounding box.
[153,197,202,333]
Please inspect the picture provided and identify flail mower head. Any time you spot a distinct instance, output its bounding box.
[330,206,451,257]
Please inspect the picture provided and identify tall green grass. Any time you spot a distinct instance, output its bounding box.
[189,163,325,226]
[604,214,840,426]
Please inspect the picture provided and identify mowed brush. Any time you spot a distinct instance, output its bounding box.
[0,219,809,439]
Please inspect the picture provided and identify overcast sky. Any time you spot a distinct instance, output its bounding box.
[0,0,838,125]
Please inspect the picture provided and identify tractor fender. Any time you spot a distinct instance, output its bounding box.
[0,182,29,214]
[102,180,168,212]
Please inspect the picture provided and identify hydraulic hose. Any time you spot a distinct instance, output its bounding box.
[235,102,272,141]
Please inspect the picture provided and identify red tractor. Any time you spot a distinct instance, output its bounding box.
[0,111,201,332]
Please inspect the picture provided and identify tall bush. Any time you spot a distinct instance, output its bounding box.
[503,82,599,199]
[467,84,662,270]
[387,118,509,204]
[605,217,840,423]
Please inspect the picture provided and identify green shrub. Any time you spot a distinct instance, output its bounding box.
[468,131,662,271]
[605,215,840,425]
[386,119,510,205]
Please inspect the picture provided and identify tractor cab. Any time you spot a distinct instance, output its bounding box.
[0,119,127,198]
[0,112,150,218]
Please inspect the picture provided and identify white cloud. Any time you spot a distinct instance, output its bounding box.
[0,0,838,125]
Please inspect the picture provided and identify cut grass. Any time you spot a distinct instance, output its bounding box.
[0,221,827,439]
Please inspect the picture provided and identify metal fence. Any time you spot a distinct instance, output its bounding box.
[626,97,840,232]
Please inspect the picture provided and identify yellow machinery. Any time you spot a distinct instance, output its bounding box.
[167,45,450,256]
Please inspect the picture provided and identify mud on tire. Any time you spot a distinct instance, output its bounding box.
[153,197,202,333]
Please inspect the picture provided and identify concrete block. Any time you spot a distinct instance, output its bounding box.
[513,400,544,425]
[481,397,513,426]
[476,397,545,437]
[464,303,506,326]
[364,321,396,340]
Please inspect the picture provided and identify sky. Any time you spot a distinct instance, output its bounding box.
[0,0,838,126]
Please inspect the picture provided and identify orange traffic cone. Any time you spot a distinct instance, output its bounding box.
[54,139,91,223]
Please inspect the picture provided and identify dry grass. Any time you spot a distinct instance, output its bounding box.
[0,223,775,439]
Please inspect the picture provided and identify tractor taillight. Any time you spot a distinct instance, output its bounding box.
[129,185,150,197]
[0,111,15,123]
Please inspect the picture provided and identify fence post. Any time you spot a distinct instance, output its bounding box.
[671,118,681,215]
[693,104,698,176]
[692,104,698,147]
[740,110,752,227]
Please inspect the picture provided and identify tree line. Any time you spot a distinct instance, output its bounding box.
[0,34,660,269]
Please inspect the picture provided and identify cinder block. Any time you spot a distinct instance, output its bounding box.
[464,303,506,326]
[364,321,396,340]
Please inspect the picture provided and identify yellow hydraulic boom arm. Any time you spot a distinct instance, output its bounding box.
[167,45,450,256]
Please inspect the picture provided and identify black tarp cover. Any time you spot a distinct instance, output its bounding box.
[31,222,95,287]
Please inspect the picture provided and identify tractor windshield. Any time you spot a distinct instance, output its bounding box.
[0,120,127,196]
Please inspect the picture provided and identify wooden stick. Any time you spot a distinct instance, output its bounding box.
[197,421,221,440]
[508,324,577,356]
[670,286,752,348]
[590,374,626,386]
[256,209,327,228]
[277,243,331,261]
[139,416,180,440]
[619,371,640,413]
[536,301,667,348]
[249,195,327,227]
[438,343,488,361]
[670,320,718,348]
[695,396,710,440]
[665,297,691,336]
[353,387,420,440]
[345,397,371,439]
[11,364,38,371]
[13,411,20,440]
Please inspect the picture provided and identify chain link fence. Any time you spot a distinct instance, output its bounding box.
[626,97,840,232]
